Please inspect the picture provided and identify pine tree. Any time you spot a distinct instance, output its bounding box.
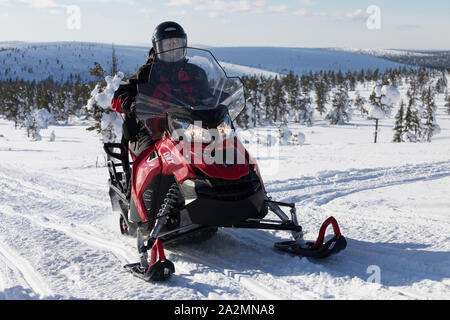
[403,97,421,142]
[393,99,405,142]
[421,87,437,142]
[297,85,313,125]
[271,76,286,124]
[262,78,274,124]
[241,75,260,127]
[111,44,119,75]
[354,92,367,115]
[90,62,106,82]
[282,71,300,122]
[314,80,328,116]
[325,85,351,125]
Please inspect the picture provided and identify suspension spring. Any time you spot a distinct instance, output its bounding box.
[149,183,179,241]
[157,183,179,220]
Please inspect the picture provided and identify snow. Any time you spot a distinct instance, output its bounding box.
[0,82,449,299]
[210,47,404,75]
[1,53,450,299]
[85,73,124,143]
[381,85,401,107]
[368,105,385,120]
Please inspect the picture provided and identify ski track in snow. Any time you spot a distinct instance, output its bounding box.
[0,152,449,299]
[265,160,450,206]
[0,237,53,299]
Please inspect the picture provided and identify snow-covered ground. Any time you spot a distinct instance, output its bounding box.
[0,83,449,299]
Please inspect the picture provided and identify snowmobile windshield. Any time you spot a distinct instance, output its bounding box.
[134,47,246,132]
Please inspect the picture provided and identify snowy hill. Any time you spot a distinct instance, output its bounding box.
[0,42,407,83]
[209,46,405,75]
[337,48,450,69]
[0,41,277,82]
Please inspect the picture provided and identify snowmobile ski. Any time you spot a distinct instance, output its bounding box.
[274,216,347,259]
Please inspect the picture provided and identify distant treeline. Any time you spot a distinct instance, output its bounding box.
[236,66,448,129]
[0,63,448,143]
[0,78,93,137]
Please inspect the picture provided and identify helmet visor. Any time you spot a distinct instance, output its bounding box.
[156,38,187,63]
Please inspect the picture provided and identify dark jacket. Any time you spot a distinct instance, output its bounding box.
[111,49,155,142]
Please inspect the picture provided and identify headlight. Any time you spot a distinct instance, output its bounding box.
[171,115,234,144]
[217,114,233,140]
[185,123,213,144]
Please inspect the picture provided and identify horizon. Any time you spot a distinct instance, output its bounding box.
[1,40,449,52]
[0,1,449,50]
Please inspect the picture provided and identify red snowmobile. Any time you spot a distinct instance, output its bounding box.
[104,48,346,282]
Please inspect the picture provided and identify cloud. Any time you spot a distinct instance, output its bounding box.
[17,0,63,9]
[138,8,152,18]
[298,0,314,7]
[338,9,368,22]
[92,0,136,4]
[164,0,367,23]
[165,0,194,6]
[267,4,287,14]
[293,7,369,23]
[293,8,309,16]
[165,0,279,15]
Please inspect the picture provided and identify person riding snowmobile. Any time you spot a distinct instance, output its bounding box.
[111,21,210,157]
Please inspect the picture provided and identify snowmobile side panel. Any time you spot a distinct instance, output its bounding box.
[131,145,161,222]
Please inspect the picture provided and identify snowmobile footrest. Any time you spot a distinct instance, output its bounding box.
[124,238,175,282]
[124,260,175,282]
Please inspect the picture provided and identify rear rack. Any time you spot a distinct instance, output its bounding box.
[104,143,132,198]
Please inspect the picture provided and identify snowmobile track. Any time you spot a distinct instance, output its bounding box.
[0,237,53,298]
[266,161,450,206]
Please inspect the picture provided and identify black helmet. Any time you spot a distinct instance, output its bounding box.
[152,21,187,63]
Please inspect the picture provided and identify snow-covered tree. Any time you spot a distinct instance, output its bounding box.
[354,91,367,115]
[403,97,422,142]
[368,85,400,119]
[84,71,125,143]
[241,75,263,127]
[270,76,287,124]
[421,87,439,142]
[393,100,405,143]
[325,85,352,125]
[296,86,314,125]
[282,71,300,123]
[24,108,54,141]
[314,80,328,116]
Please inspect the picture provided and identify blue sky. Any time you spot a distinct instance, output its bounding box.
[0,0,449,49]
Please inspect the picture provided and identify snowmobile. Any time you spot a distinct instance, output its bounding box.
[103,47,346,282]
